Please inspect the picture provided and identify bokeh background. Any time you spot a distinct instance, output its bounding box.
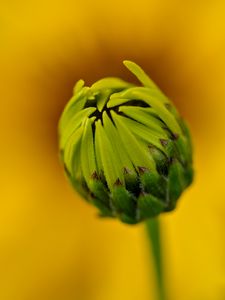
[1,1,225,299]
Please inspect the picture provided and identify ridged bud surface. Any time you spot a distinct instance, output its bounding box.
[58,61,193,224]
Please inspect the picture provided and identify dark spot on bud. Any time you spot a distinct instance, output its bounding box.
[160,139,169,147]
[139,191,148,197]
[169,157,176,164]
[138,166,149,174]
[123,167,129,174]
[121,99,149,107]
[90,192,95,199]
[165,103,172,110]
[91,171,99,180]
[148,145,154,150]
[59,149,64,161]
[172,133,179,140]
[123,167,132,174]
[114,178,123,186]
[64,164,70,177]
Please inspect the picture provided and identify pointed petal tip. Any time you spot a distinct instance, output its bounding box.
[160,139,169,147]
[172,133,179,140]
[91,171,99,180]
[123,60,135,68]
[73,79,85,94]
[123,167,131,174]
[138,166,149,174]
[114,178,123,186]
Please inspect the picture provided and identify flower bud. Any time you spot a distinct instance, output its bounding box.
[58,61,193,224]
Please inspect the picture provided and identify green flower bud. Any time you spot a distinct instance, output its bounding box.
[58,60,193,224]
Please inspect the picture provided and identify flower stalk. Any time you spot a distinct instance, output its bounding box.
[146,218,165,300]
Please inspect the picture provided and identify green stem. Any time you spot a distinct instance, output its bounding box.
[146,218,166,300]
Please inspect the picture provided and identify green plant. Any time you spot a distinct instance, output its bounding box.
[58,60,194,300]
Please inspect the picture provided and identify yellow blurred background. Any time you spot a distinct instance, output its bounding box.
[1,1,225,299]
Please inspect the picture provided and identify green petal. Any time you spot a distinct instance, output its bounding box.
[109,87,165,104]
[59,107,96,150]
[94,122,104,175]
[123,60,169,102]
[118,106,168,137]
[123,60,157,89]
[111,111,156,173]
[103,111,139,194]
[73,79,85,94]
[102,111,135,172]
[95,120,123,191]
[59,86,90,132]
[96,89,111,112]
[107,97,132,108]
[80,118,97,188]
[91,77,132,92]
[63,125,84,175]
[116,114,167,154]
[111,87,182,136]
